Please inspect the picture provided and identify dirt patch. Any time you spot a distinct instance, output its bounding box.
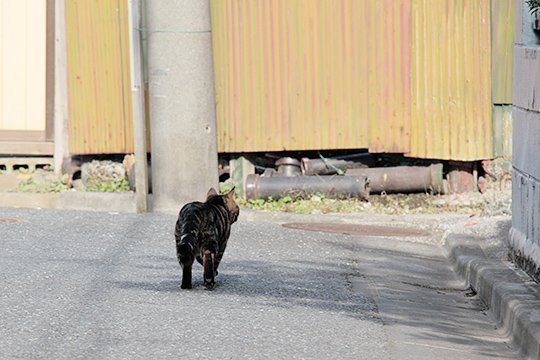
[0,218,26,224]
[366,189,511,217]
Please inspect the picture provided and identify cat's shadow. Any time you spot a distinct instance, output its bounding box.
[112,276,245,292]
[113,257,372,320]
[112,257,355,296]
[112,268,252,293]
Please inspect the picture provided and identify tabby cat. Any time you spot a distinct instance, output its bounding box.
[175,187,239,290]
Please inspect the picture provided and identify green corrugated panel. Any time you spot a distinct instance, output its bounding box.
[492,105,512,158]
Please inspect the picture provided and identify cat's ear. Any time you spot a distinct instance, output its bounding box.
[207,187,218,199]
[225,186,236,199]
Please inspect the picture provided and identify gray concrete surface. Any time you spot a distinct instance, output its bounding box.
[446,234,540,359]
[0,207,519,359]
[146,0,219,213]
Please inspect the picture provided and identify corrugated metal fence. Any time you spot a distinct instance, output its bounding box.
[211,0,507,161]
[64,1,512,161]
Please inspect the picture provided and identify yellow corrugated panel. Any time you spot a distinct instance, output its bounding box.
[65,0,133,154]
[211,0,412,153]
[491,0,514,104]
[368,0,412,153]
[410,0,492,161]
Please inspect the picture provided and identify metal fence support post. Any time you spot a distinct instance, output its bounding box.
[54,0,69,175]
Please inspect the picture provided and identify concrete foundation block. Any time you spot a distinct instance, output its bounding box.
[0,157,54,174]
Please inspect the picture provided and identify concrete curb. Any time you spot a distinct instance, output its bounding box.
[0,191,138,213]
[444,234,540,359]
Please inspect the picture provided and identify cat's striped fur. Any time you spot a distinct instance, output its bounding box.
[175,187,239,289]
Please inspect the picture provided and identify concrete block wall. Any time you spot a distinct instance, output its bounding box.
[510,0,540,276]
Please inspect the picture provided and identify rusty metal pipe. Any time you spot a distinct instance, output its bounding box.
[301,155,374,176]
[346,164,444,194]
[245,174,370,200]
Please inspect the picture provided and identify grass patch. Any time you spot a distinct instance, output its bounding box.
[235,192,497,216]
[236,194,370,214]
[84,178,131,192]
[18,176,70,193]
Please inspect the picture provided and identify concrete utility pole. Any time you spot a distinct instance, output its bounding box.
[146,0,219,213]
[127,0,149,213]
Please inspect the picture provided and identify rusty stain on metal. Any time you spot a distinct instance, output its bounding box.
[282,222,431,237]
[65,0,134,155]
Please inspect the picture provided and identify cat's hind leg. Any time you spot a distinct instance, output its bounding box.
[213,251,225,276]
[203,250,215,290]
[177,243,194,289]
[181,264,193,289]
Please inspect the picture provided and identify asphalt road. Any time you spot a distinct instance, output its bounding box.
[0,207,518,359]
